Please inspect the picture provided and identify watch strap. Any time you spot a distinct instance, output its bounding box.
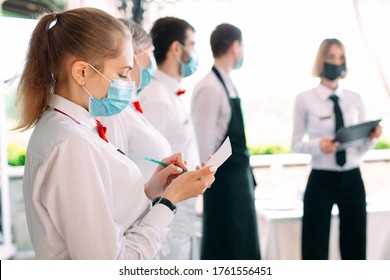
[152,196,177,214]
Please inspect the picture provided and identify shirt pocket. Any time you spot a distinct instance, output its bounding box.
[342,107,360,126]
[307,111,335,137]
[308,111,333,126]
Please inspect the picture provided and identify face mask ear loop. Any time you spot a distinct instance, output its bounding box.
[80,82,93,98]
[80,82,97,118]
[87,64,111,83]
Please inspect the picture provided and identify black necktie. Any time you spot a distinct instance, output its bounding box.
[329,94,346,166]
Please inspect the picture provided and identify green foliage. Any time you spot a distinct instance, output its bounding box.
[375,139,390,150]
[5,139,390,166]
[248,144,291,155]
[7,143,26,166]
[249,138,390,155]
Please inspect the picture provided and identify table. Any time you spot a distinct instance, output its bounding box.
[256,193,390,260]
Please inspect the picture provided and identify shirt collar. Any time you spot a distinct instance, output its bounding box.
[48,94,96,130]
[317,83,344,101]
[154,69,182,95]
[214,65,234,83]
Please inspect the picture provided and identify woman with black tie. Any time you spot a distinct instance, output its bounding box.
[291,38,382,260]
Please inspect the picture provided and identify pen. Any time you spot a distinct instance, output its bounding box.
[144,156,187,172]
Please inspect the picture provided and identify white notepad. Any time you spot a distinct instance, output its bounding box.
[206,137,232,168]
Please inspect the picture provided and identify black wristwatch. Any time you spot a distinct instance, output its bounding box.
[152,196,177,214]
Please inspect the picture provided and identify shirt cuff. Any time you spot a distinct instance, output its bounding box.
[141,203,175,235]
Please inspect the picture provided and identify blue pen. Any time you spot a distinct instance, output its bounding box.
[144,156,187,172]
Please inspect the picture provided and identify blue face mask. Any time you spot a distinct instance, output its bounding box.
[83,64,135,117]
[234,58,244,70]
[180,44,199,77]
[138,56,156,93]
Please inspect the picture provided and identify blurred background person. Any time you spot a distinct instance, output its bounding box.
[120,18,157,94]
[138,16,201,260]
[291,38,382,260]
[191,23,260,260]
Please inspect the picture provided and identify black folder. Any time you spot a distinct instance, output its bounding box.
[334,119,381,150]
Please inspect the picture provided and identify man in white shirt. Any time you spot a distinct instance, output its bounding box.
[138,17,201,260]
[191,23,260,260]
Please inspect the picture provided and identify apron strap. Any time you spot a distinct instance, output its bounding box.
[212,66,230,99]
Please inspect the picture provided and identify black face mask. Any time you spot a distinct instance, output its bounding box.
[323,63,346,81]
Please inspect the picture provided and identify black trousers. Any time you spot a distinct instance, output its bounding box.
[302,168,367,260]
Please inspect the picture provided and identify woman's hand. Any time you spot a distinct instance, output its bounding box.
[369,124,382,140]
[144,152,188,200]
[320,137,339,154]
[163,164,217,204]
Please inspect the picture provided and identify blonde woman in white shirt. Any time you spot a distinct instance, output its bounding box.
[15,7,216,260]
[291,38,382,260]
[97,19,173,258]
[98,19,171,182]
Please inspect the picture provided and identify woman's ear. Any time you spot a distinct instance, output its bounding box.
[71,61,89,85]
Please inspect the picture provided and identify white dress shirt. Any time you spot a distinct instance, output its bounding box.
[138,69,200,259]
[292,83,375,171]
[23,94,174,259]
[138,70,201,170]
[98,105,172,182]
[191,66,237,160]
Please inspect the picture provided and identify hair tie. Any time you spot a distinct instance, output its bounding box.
[46,12,58,31]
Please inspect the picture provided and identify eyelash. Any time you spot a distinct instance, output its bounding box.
[118,74,127,79]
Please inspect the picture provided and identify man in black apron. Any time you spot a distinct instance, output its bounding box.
[191,23,260,260]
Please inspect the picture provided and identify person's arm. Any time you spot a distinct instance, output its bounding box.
[291,94,323,156]
[191,83,222,161]
[42,137,172,259]
[355,94,380,153]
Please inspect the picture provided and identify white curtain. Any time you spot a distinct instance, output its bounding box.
[353,0,390,100]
